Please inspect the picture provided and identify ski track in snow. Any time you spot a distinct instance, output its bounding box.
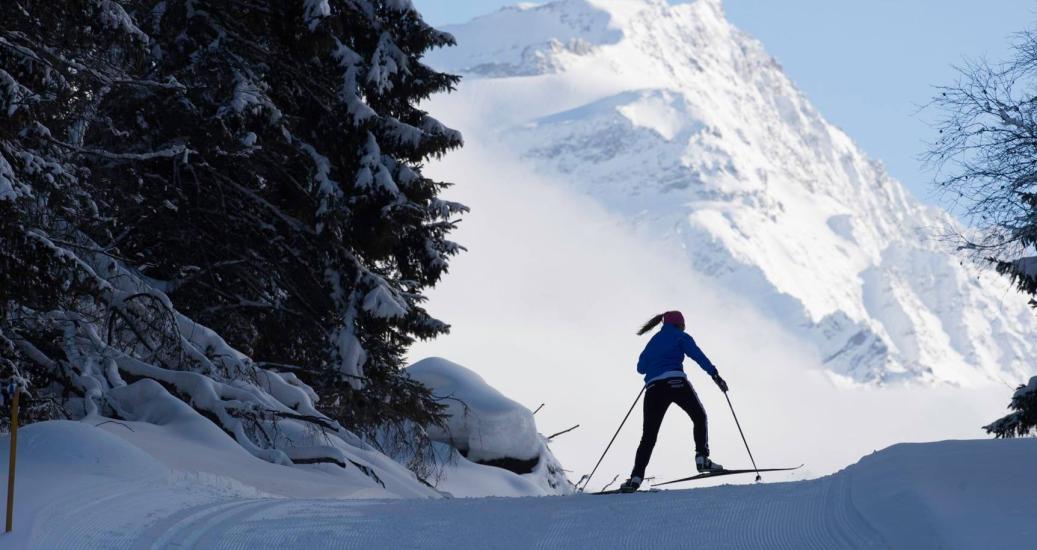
[32,473,889,549]
[13,435,1037,549]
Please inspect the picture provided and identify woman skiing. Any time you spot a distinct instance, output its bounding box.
[619,310,728,493]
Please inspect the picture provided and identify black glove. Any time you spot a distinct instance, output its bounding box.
[712,374,728,392]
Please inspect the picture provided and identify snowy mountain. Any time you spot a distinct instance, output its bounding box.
[425,0,1036,386]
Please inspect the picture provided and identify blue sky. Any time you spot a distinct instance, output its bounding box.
[412,0,1037,205]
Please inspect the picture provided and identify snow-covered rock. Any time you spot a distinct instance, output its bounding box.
[408,357,540,462]
[424,0,1037,386]
[407,357,574,495]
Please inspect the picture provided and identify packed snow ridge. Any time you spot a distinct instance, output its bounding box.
[425,0,1037,387]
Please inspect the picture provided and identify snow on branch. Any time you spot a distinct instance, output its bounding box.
[9,228,388,484]
[39,126,195,162]
[333,40,376,125]
[362,284,408,319]
[298,140,344,225]
[332,326,367,390]
[1009,256,1037,279]
[366,32,410,95]
[984,376,1037,438]
[219,72,277,118]
[96,0,151,43]
[355,133,400,195]
[0,151,26,202]
[303,0,331,31]
[0,68,37,116]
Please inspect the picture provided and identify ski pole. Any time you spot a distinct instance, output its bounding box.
[579,385,645,492]
[723,391,762,482]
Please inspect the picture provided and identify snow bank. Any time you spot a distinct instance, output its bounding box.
[0,356,574,548]
[0,358,575,536]
[6,420,166,479]
[103,379,434,499]
[0,421,174,549]
[0,416,432,549]
[407,357,574,495]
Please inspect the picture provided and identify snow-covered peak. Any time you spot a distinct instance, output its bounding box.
[429,0,619,76]
[582,0,674,23]
[426,1,1037,386]
[428,0,735,78]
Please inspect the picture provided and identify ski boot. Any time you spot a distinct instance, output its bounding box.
[618,476,642,493]
[696,455,724,473]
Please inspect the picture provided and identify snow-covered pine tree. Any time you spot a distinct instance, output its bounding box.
[984,377,1037,438]
[78,0,466,439]
[1,0,157,424]
[1,0,464,480]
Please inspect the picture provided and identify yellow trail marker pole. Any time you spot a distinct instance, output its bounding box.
[5,389,18,533]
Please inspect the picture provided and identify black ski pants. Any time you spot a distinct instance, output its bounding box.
[631,376,708,479]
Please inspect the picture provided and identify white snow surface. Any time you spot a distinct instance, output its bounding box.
[423,0,1037,387]
[0,359,575,548]
[408,357,541,462]
[2,420,1035,549]
[407,358,574,496]
[100,379,434,499]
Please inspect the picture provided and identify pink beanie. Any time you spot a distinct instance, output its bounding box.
[662,311,685,327]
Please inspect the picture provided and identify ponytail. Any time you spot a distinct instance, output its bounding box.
[636,314,664,336]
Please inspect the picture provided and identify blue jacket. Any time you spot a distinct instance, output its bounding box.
[637,323,718,383]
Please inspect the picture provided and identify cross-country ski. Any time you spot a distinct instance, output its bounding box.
[592,488,662,495]
[653,466,805,487]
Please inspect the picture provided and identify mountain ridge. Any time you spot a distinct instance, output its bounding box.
[424,0,1036,386]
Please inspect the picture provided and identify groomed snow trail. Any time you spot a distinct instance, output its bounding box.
[5,424,1036,549]
[29,474,886,550]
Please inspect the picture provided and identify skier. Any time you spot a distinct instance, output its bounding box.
[619,310,728,493]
